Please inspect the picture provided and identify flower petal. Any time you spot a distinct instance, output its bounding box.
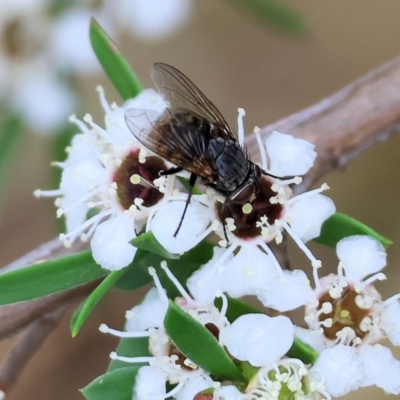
[310,345,364,397]
[126,288,167,331]
[336,235,387,280]
[294,326,327,353]
[359,344,400,394]
[187,247,231,302]
[91,216,136,270]
[118,0,193,40]
[265,131,316,176]
[382,300,400,345]
[221,314,294,367]
[175,375,212,400]
[151,198,210,254]
[223,245,278,297]
[257,269,313,312]
[287,194,335,242]
[133,366,167,400]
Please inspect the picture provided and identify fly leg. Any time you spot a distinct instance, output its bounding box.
[173,173,198,237]
[159,166,183,176]
[220,200,231,243]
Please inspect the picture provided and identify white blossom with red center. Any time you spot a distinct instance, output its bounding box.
[297,235,400,397]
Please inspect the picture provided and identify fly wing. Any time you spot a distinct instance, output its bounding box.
[125,108,218,182]
[151,63,236,141]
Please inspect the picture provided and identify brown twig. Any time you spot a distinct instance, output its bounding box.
[246,55,400,192]
[0,307,67,395]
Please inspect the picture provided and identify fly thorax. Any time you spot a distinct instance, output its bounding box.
[208,138,250,191]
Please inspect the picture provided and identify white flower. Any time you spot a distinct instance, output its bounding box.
[187,127,334,311]
[149,196,213,254]
[221,314,294,367]
[302,235,400,396]
[48,8,102,75]
[187,245,313,312]
[100,264,225,400]
[247,358,328,400]
[108,0,193,41]
[36,88,176,270]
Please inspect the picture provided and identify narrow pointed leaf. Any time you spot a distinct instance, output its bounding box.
[71,269,126,337]
[131,231,179,259]
[228,0,305,33]
[164,301,246,383]
[114,249,155,291]
[314,212,391,248]
[81,366,140,400]
[0,250,107,305]
[89,18,142,100]
[287,337,319,365]
[115,239,214,293]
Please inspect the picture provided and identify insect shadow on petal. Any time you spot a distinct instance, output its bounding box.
[125,63,284,240]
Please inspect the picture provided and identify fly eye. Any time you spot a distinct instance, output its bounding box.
[231,184,255,204]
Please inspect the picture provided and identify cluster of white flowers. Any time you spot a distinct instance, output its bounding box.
[1,0,192,133]
[38,87,400,399]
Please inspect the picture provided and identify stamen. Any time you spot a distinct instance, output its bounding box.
[160,261,192,302]
[130,174,157,189]
[148,267,169,306]
[34,189,62,198]
[257,241,284,279]
[99,323,150,338]
[286,184,329,206]
[237,108,245,147]
[281,221,322,282]
[254,126,268,170]
[95,85,111,113]
[361,272,386,287]
[109,352,153,364]
[59,208,113,243]
[242,203,253,214]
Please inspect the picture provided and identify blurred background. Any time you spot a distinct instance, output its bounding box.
[0,0,400,398]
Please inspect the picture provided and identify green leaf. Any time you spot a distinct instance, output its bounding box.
[159,240,214,299]
[0,250,108,305]
[108,337,151,372]
[314,212,392,249]
[287,337,319,365]
[115,239,214,293]
[164,301,246,383]
[215,296,262,322]
[228,0,305,33]
[114,249,155,291]
[89,18,142,100]
[131,231,179,259]
[71,269,126,337]
[81,366,140,400]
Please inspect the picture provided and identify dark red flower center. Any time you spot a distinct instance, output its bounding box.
[114,150,166,209]
[217,177,284,239]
